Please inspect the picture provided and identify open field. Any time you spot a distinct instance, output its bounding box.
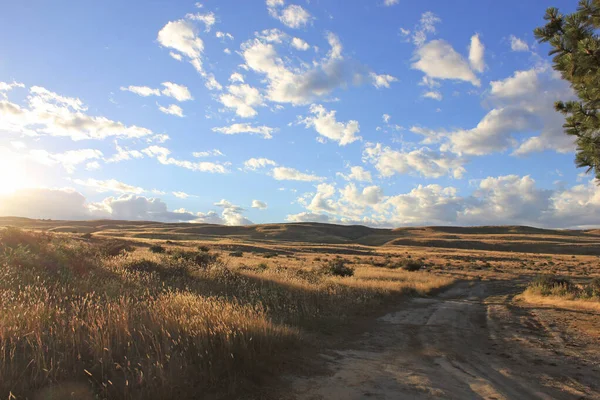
[1,217,599,399]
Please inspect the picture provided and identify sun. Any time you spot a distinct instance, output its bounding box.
[0,156,34,195]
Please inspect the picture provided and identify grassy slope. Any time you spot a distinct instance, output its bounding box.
[0,228,452,400]
[2,217,600,255]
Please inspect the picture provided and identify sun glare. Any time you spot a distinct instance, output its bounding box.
[0,157,33,195]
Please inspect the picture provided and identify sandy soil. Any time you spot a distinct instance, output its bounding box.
[289,280,600,399]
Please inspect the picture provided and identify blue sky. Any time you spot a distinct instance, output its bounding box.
[1,0,598,228]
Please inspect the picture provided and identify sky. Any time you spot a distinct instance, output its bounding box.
[1,0,598,228]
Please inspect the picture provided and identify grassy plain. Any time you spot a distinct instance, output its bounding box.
[1,217,599,399]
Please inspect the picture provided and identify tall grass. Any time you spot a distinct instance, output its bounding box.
[520,274,600,312]
[0,228,452,399]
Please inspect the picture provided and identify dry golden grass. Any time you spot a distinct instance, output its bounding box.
[0,228,452,399]
[517,291,600,312]
[516,274,600,312]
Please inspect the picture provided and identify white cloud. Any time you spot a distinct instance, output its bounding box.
[0,188,257,224]
[241,31,393,105]
[252,200,268,209]
[28,148,103,173]
[229,72,245,83]
[370,73,398,88]
[157,15,222,89]
[212,199,253,225]
[0,81,25,98]
[423,91,442,101]
[268,2,312,29]
[337,166,373,182]
[105,142,144,163]
[384,0,399,6]
[218,84,263,117]
[121,82,192,102]
[160,82,193,101]
[216,31,234,40]
[158,19,204,68]
[212,123,274,139]
[158,104,184,117]
[85,161,101,171]
[74,178,144,194]
[272,167,325,181]
[172,191,191,199]
[0,86,155,141]
[291,37,310,51]
[411,11,441,47]
[468,33,485,73]
[435,66,575,156]
[169,52,183,61]
[509,35,529,52]
[301,104,361,146]
[244,157,278,170]
[193,149,224,157]
[363,143,466,179]
[186,11,216,32]
[120,85,161,97]
[412,40,480,87]
[142,145,228,173]
[382,114,391,123]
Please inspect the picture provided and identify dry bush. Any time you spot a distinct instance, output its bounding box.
[0,228,452,399]
[521,274,600,310]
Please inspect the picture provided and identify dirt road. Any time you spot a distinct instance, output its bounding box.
[290,280,600,399]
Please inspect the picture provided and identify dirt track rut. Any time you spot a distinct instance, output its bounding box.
[290,281,600,399]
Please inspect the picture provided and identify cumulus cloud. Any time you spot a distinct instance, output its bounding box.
[73,178,145,194]
[157,14,222,90]
[286,175,600,228]
[509,35,529,52]
[120,85,161,97]
[468,34,485,73]
[423,91,442,101]
[244,157,278,170]
[363,143,466,179]
[212,123,274,139]
[241,31,394,106]
[0,187,259,225]
[301,104,361,146]
[160,82,193,101]
[0,85,155,141]
[252,200,268,209]
[370,73,398,89]
[218,84,263,117]
[158,104,184,117]
[409,11,441,47]
[28,148,104,173]
[267,1,312,29]
[291,37,310,51]
[434,66,575,156]
[412,40,480,87]
[384,0,399,6]
[193,149,224,157]
[337,166,373,182]
[0,81,25,98]
[105,142,144,163]
[213,199,253,225]
[142,146,228,173]
[272,167,324,181]
[172,191,191,199]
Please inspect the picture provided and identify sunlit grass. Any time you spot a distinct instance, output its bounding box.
[0,228,452,399]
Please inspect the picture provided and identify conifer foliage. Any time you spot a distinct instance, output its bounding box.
[536,0,600,180]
